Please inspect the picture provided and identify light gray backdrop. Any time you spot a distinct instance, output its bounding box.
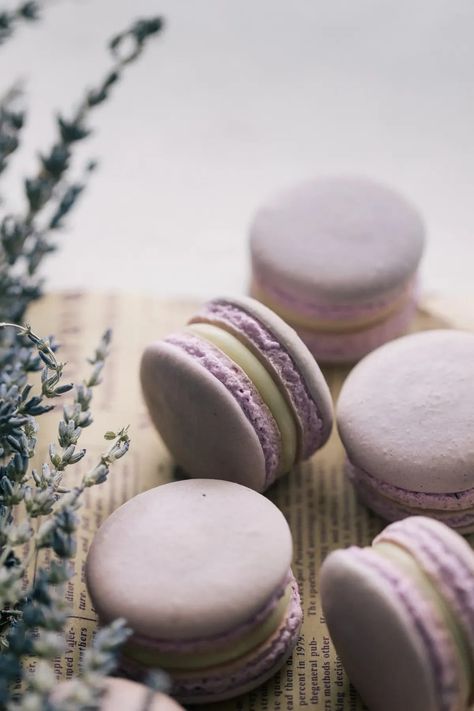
[2,0,473,298]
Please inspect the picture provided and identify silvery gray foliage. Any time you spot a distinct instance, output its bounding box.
[0,1,40,47]
[0,324,131,710]
[0,14,164,324]
[0,12,164,710]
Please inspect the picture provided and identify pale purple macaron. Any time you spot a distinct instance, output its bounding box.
[320,516,474,711]
[249,176,425,363]
[86,479,303,704]
[141,295,333,492]
[337,330,474,532]
[52,678,184,711]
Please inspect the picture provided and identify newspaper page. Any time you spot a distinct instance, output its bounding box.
[27,291,469,710]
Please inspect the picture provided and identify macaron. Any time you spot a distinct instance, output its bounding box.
[86,479,302,704]
[52,678,184,711]
[140,295,333,492]
[337,330,474,532]
[320,516,474,711]
[249,176,425,363]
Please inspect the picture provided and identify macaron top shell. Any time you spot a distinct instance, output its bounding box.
[53,678,184,710]
[86,480,293,641]
[337,330,474,494]
[250,176,425,303]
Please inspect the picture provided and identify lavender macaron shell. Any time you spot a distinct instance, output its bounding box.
[355,485,474,535]
[174,581,302,703]
[129,572,292,656]
[53,678,184,711]
[87,480,300,704]
[122,577,302,705]
[141,337,275,491]
[321,547,459,711]
[167,332,281,488]
[375,517,474,658]
[250,176,425,305]
[350,549,460,711]
[251,273,416,323]
[347,461,474,533]
[337,330,474,494]
[347,461,474,512]
[191,296,333,457]
[297,293,417,363]
[87,480,294,642]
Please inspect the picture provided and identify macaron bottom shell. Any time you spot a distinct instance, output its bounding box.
[120,576,302,704]
[347,459,474,534]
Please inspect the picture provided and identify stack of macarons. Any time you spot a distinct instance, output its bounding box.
[140,295,333,492]
[321,516,474,711]
[249,176,425,363]
[83,173,474,710]
[86,479,302,704]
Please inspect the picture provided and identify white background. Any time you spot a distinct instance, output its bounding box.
[2,0,474,300]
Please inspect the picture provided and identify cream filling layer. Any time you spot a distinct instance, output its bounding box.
[124,584,292,671]
[374,541,472,705]
[187,322,297,474]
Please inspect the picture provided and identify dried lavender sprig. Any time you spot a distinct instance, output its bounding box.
[0,426,131,708]
[0,325,99,594]
[0,86,25,177]
[0,321,71,489]
[0,425,130,620]
[0,330,131,706]
[0,17,163,326]
[0,322,109,528]
[0,321,72,398]
[48,328,112,479]
[0,1,40,47]
[0,323,69,551]
[0,327,118,600]
[47,161,96,232]
[0,17,164,293]
[6,619,131,711]
[27,16,164,227]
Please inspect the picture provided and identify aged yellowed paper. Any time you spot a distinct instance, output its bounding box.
[27,292,468,710]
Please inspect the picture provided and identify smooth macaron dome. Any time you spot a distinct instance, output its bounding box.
[85,479,303,704]
[52,678,185,711]
[249,176,425,363]
[337,329,474,532]
[320,516,474,711]
[140,295,333,492]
